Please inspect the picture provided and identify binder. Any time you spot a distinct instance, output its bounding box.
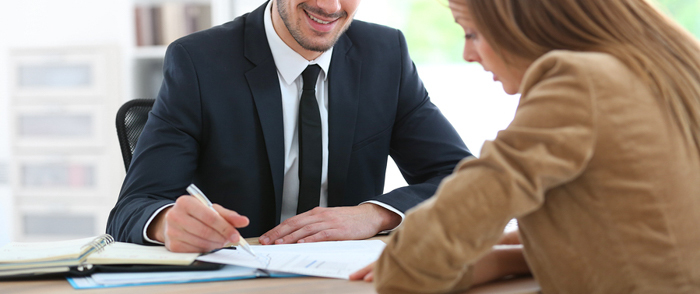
[67,265,300,289]
[0,234,218,279]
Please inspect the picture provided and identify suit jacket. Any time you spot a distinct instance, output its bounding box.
[107,2,471,243]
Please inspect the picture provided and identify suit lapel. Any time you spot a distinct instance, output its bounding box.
[327,34,362,207]
[244,2,285,221]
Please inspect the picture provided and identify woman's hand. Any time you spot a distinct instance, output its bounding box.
[350,230,529,285]
[498,230,521,244]
[472,244,529,284]
[349,262,375,282]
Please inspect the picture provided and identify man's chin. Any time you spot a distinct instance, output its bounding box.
[296,39,334,53]
[298,33,346,52]
[295,24,351,53]
[303,44,332,53]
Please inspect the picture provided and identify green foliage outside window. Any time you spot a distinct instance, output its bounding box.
[393,0,700,65]
[400,0,464,64]
[654,0,700,38]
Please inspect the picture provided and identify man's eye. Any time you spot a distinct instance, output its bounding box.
[465,33,476,40]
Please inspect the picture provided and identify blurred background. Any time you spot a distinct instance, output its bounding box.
[0,0,697,245]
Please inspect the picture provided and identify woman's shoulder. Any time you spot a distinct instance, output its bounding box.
[539,50,618,64]
[527,50,628,77]
[520,50,636,94]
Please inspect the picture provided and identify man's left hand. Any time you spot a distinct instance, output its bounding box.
[258,203,401,245]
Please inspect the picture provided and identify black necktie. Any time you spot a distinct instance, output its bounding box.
[297,64,322,214]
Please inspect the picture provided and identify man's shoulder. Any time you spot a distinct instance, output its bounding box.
[347,19,397,33]
[346,20,401,41]
[344,20,404,49]
[176,16,246,47]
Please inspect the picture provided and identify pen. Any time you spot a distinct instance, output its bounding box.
[186,183,256,257]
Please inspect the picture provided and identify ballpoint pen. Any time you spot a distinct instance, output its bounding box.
[186,183,256,257]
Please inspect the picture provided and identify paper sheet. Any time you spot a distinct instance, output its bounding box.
[196,240,386,279]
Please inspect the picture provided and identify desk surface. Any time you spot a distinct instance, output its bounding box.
[0,237,540,294]
[0,275,539,294]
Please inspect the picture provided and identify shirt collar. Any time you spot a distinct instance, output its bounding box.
[264,0,333,86]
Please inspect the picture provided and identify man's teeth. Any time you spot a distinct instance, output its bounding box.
[307,12,331,24]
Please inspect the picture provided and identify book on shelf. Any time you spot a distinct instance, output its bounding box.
[134,3,212,47]
[134,6,154,46]
[185,4,212,37]
[0,234,211,278]
[152,5,164,46]
[161,2,187,46]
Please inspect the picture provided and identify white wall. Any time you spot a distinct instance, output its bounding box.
[0,0,133,245]
[381,64,519,192]
[355,3,520,191]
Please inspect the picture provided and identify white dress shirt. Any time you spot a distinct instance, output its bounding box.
[142,1,403,244]
[263,1,332,221]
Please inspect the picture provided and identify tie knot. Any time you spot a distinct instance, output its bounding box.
[301,64,322,91]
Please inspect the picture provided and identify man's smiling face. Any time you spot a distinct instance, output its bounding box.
[274,0,360,54]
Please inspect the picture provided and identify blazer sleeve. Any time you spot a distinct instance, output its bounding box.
[374,53,598,293]
[106,42,204,244]
[371,30,472,213]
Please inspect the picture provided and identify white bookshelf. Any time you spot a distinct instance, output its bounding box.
[8,46,123,241]
[0,0,266,243]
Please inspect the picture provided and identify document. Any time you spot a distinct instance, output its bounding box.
[196,240,386,279]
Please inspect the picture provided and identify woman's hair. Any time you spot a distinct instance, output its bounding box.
[463,0,700,148]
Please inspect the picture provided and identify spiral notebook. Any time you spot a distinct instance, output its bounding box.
[0,234,203,278]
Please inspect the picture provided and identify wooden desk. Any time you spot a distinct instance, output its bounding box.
[0,237,540,294]
[0,275,539,294]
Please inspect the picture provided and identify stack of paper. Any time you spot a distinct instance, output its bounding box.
[68,239,386,289]
[197,239,386,279]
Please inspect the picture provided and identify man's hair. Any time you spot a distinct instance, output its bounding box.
[461,0,700,148]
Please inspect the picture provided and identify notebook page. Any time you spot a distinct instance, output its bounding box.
[0,237,95,263]
[87,242,199,265]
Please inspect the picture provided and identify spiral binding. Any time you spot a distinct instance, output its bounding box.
[78,234,115,264]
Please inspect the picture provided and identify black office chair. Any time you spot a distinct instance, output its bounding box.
[116,98,155,172]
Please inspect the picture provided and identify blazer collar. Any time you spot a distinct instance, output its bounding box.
[243,1,286,221]
[244,1,274,66]
[326,31,362,207]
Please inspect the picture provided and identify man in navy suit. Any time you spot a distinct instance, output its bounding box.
[107,0,472,253]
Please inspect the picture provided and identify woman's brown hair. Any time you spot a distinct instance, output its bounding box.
[462,0,700,148]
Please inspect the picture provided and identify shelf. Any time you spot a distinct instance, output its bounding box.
[133,45,167,59]
[130,0,239,99]
[134,0,211,4]
[8,46,122,241]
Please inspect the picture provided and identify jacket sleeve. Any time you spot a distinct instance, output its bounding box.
[106,42,203,244]
[374,53,598,293]
[371,30,473,213]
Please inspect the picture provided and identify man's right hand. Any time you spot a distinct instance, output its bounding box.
[146,195,250,253]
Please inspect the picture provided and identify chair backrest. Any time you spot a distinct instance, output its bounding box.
[115,99,155,172]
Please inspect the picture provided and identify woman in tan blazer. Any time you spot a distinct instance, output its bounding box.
[351,0,700,293]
